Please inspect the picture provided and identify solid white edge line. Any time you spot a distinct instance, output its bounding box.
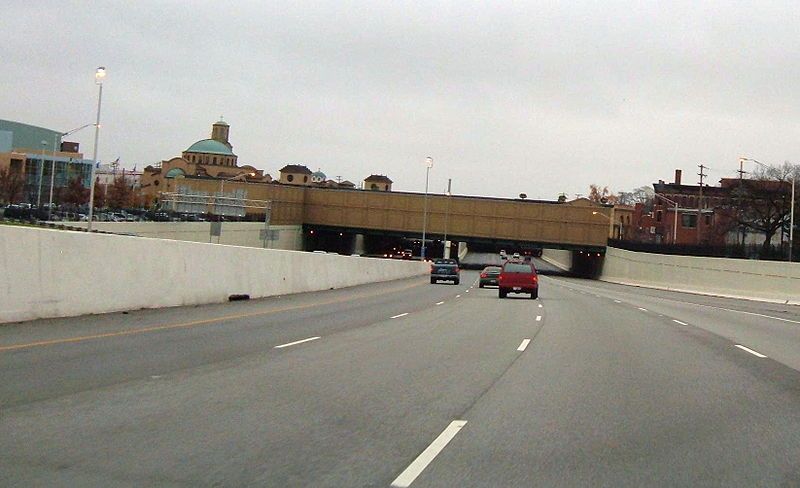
[734,344,767,358]
[391,313,409,319]
[673,319,688,326]
[536,315,542,321]
[274,336,321,349]
[390,420,468,488]
[435,301,445,306]
[517,339,531,351]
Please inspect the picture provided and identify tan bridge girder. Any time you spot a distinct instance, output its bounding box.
[163,177,611,248]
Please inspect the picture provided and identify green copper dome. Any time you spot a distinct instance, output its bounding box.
[185,139,233,155]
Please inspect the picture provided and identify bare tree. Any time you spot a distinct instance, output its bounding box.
[617,186,654,208]
[0,167,25,204]
[728,162,798,256]
[61,177,89,207]
[588,184,619,204]
[107,175,133,209]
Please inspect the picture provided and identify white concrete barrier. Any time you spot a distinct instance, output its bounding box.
[0,226,429,323]
[62,222,304,250]
[600,247,800,304]
[541,249,572,271]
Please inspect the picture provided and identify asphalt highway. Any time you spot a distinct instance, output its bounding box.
[1,259,800,486]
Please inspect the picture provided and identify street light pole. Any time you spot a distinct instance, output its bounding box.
[36,140,46,207]
[443,178,452,258]
[87,66,106,231]
[421,157,433,260]
[653,193,679,245]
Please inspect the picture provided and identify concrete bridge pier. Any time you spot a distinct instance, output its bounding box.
[354,234,365,256]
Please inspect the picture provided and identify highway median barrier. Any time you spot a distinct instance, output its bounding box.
[0,226,429,323]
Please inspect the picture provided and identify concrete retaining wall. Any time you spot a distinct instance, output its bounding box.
[0,226,429,323]
[600,247,800,304]
[541,249,573,271]
[62,222,304,250]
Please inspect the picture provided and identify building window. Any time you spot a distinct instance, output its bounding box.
[656,210,662,222]
[213,157,217,165]
[705,214,712,225]
[287,174,294,182]
[682,213,697,228]
[304,175,308,183]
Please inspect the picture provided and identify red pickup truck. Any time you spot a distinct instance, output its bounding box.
[498,261,539,299]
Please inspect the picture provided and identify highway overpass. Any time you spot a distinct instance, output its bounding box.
[162,177,613,252]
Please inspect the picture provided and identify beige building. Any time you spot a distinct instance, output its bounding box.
[140,120,270,205]
[364,174,393,191]
[278,164,313,185]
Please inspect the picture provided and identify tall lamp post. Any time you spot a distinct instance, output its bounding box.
[443,178,452,258]
[741,157,795,262]
[48,123,95,220]
[87,66,106,231]
[653,193,679,245]
[36,140,47,207]
[421,157,433,259]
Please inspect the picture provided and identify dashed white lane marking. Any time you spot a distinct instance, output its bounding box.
[150,375,162,379]
[538,304,543,308]
[536,315,542,322]
[435,301,445,306]
[673,319,688,326]
[557,280,800,326]
[391,420,468,488]
[517,339,531,351]
[456,294,461,298]
[274,336,321,349]
[735,344,767,358]
[638,307,648,312]
[465,290,469,293]
[391,313,409,319]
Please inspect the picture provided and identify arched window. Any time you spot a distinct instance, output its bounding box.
[287,174,294,182]
[303,175,308,183]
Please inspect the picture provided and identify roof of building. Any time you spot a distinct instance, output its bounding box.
[185,139,234,155]
[365,174,393,183]
[279,164,313,174]
[0,119,63,153]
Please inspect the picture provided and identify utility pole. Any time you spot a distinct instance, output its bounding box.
[697,164,707,245]
[737,158,748,179]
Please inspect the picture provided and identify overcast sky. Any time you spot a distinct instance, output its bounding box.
[2,1,798,199]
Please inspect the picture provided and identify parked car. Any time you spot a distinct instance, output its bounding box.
[430,258,460,285]
[478,266,502,288]
[498,261,538,299]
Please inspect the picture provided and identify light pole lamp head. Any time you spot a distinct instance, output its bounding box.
[425,157,433,168]
[95,66,106,84]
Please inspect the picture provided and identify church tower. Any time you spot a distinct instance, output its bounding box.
[211,117,232,149]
